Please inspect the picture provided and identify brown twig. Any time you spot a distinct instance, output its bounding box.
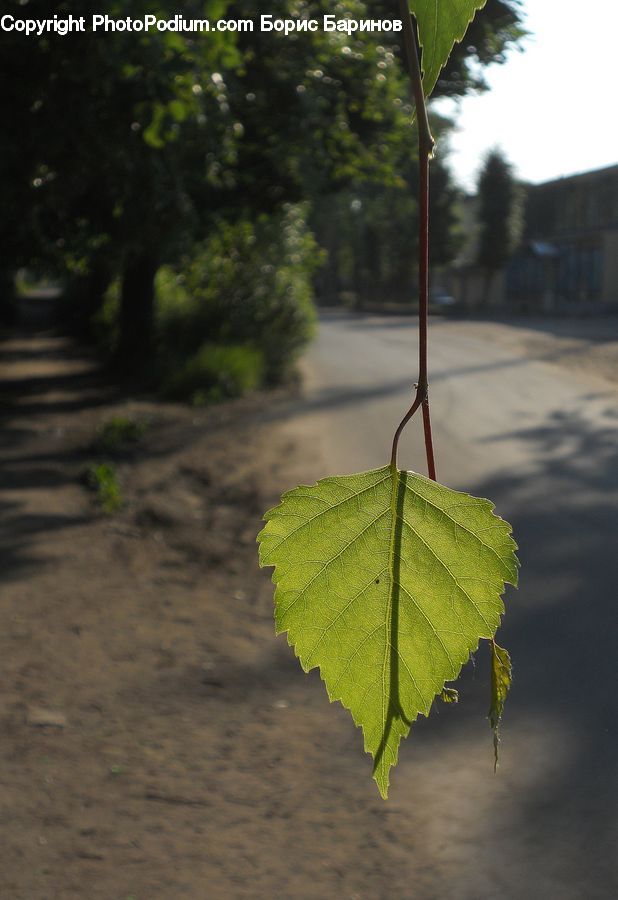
[390,4,437,481]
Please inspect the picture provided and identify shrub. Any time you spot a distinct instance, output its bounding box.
[161,343,264,405]
[94,204,320,400]
[157,204,321,383]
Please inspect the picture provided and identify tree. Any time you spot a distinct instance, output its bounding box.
[476,148,523,305]
[3,0,410,362]
[2,0,243,360]
[3,0,526,361]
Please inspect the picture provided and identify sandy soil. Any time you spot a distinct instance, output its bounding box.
[1,313,617,899]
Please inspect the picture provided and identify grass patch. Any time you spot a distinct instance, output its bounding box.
[94,416,148,454]
[84,463,123,513]
[161,343,264,405]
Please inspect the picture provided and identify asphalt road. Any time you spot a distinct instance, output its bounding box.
[286,310,618,899]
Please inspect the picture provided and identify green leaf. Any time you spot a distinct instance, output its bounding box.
[440,687,459,704]
[489,640,513,771]
[258,465,518,797]
[410,0,489,100]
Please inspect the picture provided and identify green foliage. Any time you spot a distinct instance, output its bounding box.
[411,0,492,100]
[84,463,123,514]
[489,640,513,770]
[162,344,264,405]
[3,0,525,359]
[157,205,319,383]
[258,465,518,797]
[94,417,147,454]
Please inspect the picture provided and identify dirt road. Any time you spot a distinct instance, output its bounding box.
[0,311,617,899]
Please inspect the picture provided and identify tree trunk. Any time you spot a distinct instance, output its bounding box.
[117,251,158,372]
[481,268,494,308]
[0,269,16,327]
[63,259,112,339]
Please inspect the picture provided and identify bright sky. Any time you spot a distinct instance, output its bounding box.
[432,0,618,190]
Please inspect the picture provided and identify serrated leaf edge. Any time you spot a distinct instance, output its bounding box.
[414,0,490,100]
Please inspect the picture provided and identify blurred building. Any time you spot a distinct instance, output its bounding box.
[451,163,618,311]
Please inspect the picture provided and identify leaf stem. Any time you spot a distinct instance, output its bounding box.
[390,390,424,471]
[421,399,437,481]
[391,4,437,481]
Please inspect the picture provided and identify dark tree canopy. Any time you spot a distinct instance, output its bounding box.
[1,0,526,351]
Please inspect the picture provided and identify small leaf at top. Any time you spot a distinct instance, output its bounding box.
[489,639,513,771]
[440,687,459,704]
[409,0,489,101]
[258,465,518,797]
